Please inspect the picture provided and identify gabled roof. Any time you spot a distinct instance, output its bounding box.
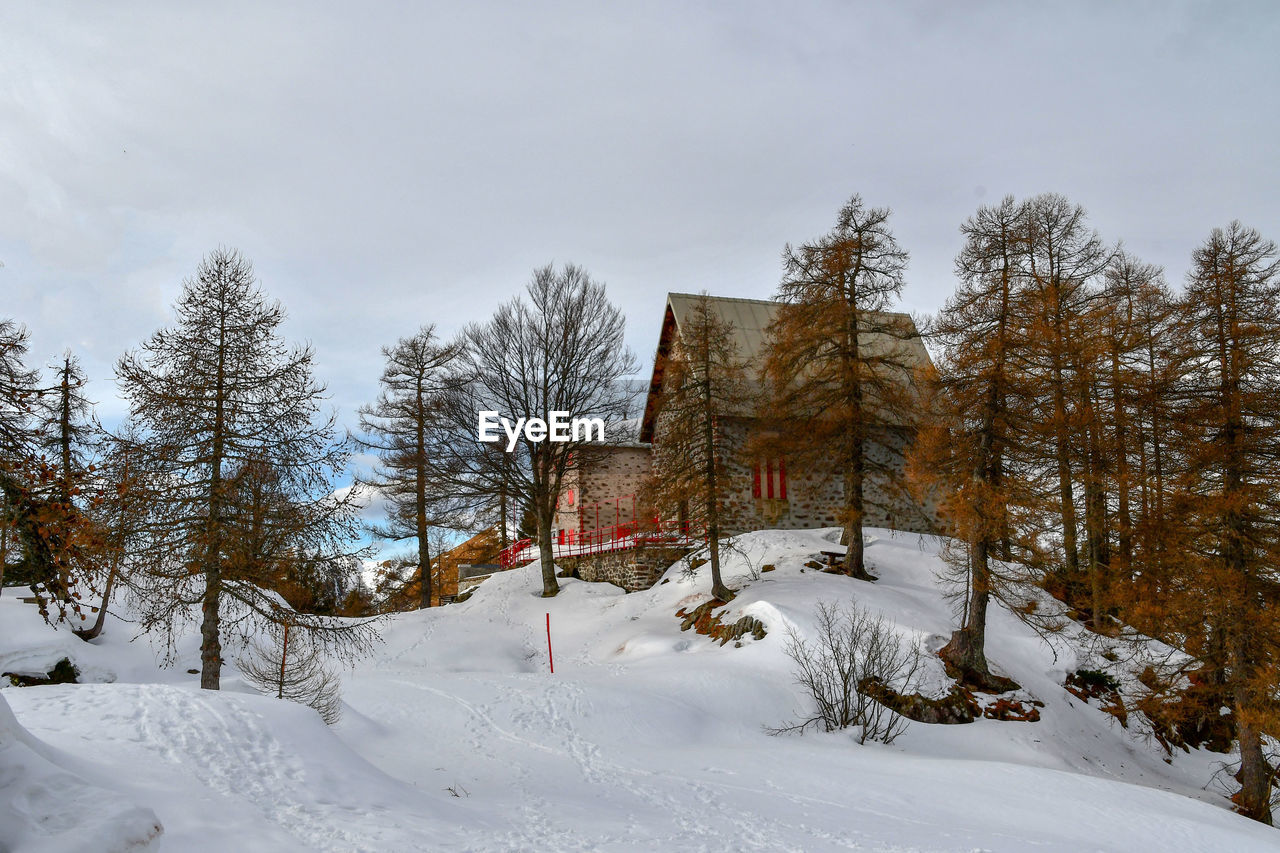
[639,293,932,442]
[665,293,778,363]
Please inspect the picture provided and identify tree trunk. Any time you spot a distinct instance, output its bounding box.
[841,300,871,581]
[418,536,432,610]
[415,383,432,609]
[1109,350,1133,581]
[201,311,228,690]
[842,454,869,580]
[1051,371,1079,579]
[0,513,7,599]
[941,537,991,677]
[277,622,290,699]
[536,500,558,598]
[74,561,116,641]
[1082,389,1108,626]
[499,471,509,552]
[704,394,731,601]
[200,564,222,689]
[1233,702,1273,824]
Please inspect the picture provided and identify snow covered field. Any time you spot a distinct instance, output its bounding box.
[3,528,1277,851]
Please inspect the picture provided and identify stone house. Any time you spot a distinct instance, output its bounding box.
[554,292,935,546]
[552,420,650,546]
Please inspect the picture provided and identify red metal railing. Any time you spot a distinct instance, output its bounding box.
[499,537,534,569]
[496,518,705,568]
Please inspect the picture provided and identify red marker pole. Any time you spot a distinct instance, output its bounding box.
[546,612,555,674]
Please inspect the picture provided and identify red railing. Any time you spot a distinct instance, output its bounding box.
[499,537,534,569]
[496,518,705,568]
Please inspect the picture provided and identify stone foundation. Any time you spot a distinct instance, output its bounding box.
[559,546,691,591]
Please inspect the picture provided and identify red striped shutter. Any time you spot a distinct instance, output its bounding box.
[754,458,787,500]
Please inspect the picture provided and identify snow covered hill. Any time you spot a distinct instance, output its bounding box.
[2,527,1277,851]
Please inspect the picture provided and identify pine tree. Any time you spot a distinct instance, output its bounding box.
[1018,195,1111,587]
[38,351,93,506]
[762,194,914,579]
[34,351,96,602]
[0,318,41,598]
[1171,222,1280,824]
[1092,253,1173,617]
[0,322,96,621]
[909,196,1038,689]
[646,292,751,601]
[116,247,374,689]
[354,325,465,609]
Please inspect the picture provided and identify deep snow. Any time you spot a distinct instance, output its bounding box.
[2,527,1277,851]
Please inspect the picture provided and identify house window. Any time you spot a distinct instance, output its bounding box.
[752,457,787,500]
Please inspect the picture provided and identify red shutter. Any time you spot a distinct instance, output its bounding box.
[752,460,761,498]
[779,457,787,499]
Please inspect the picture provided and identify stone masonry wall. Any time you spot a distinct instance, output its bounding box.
[652,414,934,537]
[555,445,652,535]
[561,546,690,592]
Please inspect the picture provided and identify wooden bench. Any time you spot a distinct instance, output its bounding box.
[14,595,99,613]
[819,549,846,570]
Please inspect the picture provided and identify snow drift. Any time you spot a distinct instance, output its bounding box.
[1,527,1277,851]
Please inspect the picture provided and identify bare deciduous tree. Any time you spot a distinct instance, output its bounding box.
[463,264,637,597]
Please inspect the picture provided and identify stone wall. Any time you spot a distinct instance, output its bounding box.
[560,546,689,592]
[654,415,934,537]
[555,445,652,535]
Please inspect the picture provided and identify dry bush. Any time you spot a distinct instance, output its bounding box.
[772,599,923,744]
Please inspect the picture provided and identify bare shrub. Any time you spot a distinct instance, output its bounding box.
[772,599,922,744]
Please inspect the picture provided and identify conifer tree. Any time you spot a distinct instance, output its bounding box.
[116,248,373,689]
[34,351,96,601]
[238,619,343,724]
[1092,253,1174,616]
[646,292,751,601]
[1019,195,1111,587]
[762,194,914,579]
[0,319,40,598]
[1122,272,1182,618]
[38,351,93,505]
[0,323,95,621]
[1171,222,1280,824]
[355,325,465,608]
[909,196,1038,689]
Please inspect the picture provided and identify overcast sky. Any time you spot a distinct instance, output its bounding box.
[3,1,1277,429]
